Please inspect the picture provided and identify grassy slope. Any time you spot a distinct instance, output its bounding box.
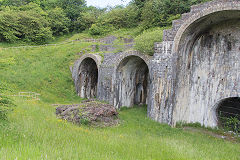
[0,33,240,159]
[0,41,93,103]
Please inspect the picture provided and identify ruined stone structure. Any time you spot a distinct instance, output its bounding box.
[72,0,240,128]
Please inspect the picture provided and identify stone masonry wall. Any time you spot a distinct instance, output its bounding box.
[152,0,240,127]
[72,0,240,128]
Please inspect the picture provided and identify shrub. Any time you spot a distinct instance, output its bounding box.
[57,0,86,22]
[98,5,138,29]
[0,10,20,42]
[47,7,70,36]
[88,5,138,36]
[219,115,240,134]
[88,24,114,36]
[17,9,53,44]
[134,27,164,56]
[74,11,97,32]
[0,4,54,44]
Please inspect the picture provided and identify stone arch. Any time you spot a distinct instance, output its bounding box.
[113,51,151,109]
[173,1,240,53]
[72,54,102,99]
[171,2,240,127]
[77,54,102,68]
[114,51,151,70]
[214,97,240,130]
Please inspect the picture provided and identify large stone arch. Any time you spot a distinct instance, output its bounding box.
[113,51,152,109]
[114,51,151,70]
[72,54,102,99]
[173,1,240,53]
[171,1,240,127]
[212,97,240,127]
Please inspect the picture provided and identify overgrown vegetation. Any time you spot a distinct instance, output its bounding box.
[134,27,166,55]
[0,0,211,45]
[219,115,240,134]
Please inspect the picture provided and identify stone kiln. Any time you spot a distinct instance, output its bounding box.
[72,0,240,128]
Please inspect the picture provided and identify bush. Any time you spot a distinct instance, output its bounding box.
[57,0,86,22]
[88,24,114,36]
[0,4,54,44]
[47,7,70,36]
[134,27,164,56]
[74,11,97,32]
[0,10,20,42]
[219,115,240,134]
[88,5,138,36]
[18,9,53,44]
[98,5,138,29]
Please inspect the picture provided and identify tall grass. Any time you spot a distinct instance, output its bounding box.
[0,100,239,160]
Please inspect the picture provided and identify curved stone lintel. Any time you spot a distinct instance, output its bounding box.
[173,1,240,53]
[114,50,152,70]
[72,54,102,82]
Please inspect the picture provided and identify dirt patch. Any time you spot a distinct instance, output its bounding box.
[56,100,119,127]
[183,127,240,143]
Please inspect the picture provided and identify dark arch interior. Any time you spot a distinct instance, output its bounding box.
[78,58,98,99]
[217,97,240,132]
[116,56,149,107]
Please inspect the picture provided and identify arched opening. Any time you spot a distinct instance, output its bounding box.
[173,9,240,127]
[115,56,149,108]
[78,58,98,99]
[216,97,240,132]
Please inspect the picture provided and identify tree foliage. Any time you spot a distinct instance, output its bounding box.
[88,5,138,36]
[57,0,86,22]
[47,7,70,35]
[0,0,211,43]
[0,2,72,43]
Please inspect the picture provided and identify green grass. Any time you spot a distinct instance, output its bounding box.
[0,100,239,159]
[0,41,93,103]
[0,33,240,159]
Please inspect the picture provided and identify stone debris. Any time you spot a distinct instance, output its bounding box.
[56,100,119,127]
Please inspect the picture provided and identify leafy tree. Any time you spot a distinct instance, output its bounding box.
[132,0,146,9]
[0,0,58,9]
[0,10,21,42]
[74,6,105,32]
[57,0,86,22]
[47,7,70,35]
[139,0,210,29]
[89,23,114,36]
[93,5,138,30]
[0,4,53,44]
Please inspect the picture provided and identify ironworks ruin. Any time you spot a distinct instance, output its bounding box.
[72,0,240,128]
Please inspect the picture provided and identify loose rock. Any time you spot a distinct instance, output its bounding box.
[56,101,119,127]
